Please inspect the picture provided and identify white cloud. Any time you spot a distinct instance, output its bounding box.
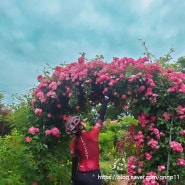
[140,0,155,10]
[0,0,185,104]
[77,3,111,29]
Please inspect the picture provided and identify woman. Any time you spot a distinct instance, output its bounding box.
[65,92,111,185]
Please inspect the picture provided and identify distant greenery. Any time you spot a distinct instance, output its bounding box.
[0,93,11,136]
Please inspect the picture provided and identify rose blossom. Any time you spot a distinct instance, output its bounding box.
[158,165,165,172]
[138,161,144,167]
[45,127,60,138]
[25,136,31,143]
[163,112,172,120]
[139,85,145,92]
[28,127,40,135]
[142,171,159,185]
[45,130,52,135]
[127,156,138,176]
[78,57,85,64]
[180,130,185,136]
[138,168,142,174]
[177,158,185,166]
[145,152,152,160]
[147,139,160,149]
[121,94,126,100]
[37,75,43,81]
[134,131,144,147]
[47,113,52,118]
[170,141,183,153]
[34,108,42,116]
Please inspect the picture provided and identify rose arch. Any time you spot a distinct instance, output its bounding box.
[30,56,185,184]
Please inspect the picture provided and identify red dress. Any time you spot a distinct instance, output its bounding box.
[70,122,102,172]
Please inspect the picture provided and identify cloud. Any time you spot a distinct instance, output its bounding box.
[0,0,185,104]
[140,0,155,10]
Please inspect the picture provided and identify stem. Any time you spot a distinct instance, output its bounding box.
[166,130,172,185]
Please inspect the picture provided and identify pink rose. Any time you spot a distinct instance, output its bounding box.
[45,130,51,135]
[25,136,31,143]
[51,127,60,138]
[163,112,171,120]
[170,141,183,153]
[121,94,126,100]
[145,152,152,160]
[78,57,85,64]
[28,127,40,135]
[37,75,43,81]
[177,158,185,166]
[158,165,165,172]
[34,108,42,116]
[47,113,52,118]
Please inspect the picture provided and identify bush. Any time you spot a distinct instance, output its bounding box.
[99,130,116,160]
[0,130,37,184]
[1,100,72,185]
[28,55,185,184]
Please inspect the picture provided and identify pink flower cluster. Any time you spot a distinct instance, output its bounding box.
[138,113,156,128]
[127,156,138,176]
[45,127,60,138]
[31,57,163,119]
[34,108,42,116]
[164,71,185,93]
[144,87,158,104]
[138,113,150,128]
[28,127,40,135]
[147,139,160,149]
[163,112,172,120]
[148,124,161,139]
[180,129,185,135]
[127,156,144,183]
[177,105,185,119]
[158,165,165,172]
[134,131,144,147]
[145,152,153,161]
[170,141,183,153]
[142,171,160,185]
[177,158,185,166]
[138,161,143,174]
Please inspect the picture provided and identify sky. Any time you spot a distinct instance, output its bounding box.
[0,0,185,105]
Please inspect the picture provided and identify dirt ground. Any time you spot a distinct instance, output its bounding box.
[108,179,129,185]
[116,179,128,185]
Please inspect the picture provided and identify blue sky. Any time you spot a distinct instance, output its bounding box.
[0,0,185,104]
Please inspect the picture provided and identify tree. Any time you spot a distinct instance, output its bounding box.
[0,93,11,136]
[176,57,185,72]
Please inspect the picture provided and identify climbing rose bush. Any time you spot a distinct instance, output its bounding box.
[31,56,185,184]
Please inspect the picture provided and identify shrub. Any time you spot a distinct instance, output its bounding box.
[99,130,116,160]
[0,130,37,184]
[30,55,185,184]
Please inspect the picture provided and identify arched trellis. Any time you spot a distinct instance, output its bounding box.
[31,56,185,184]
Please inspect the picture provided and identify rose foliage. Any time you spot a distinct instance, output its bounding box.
[31,56,185,184]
